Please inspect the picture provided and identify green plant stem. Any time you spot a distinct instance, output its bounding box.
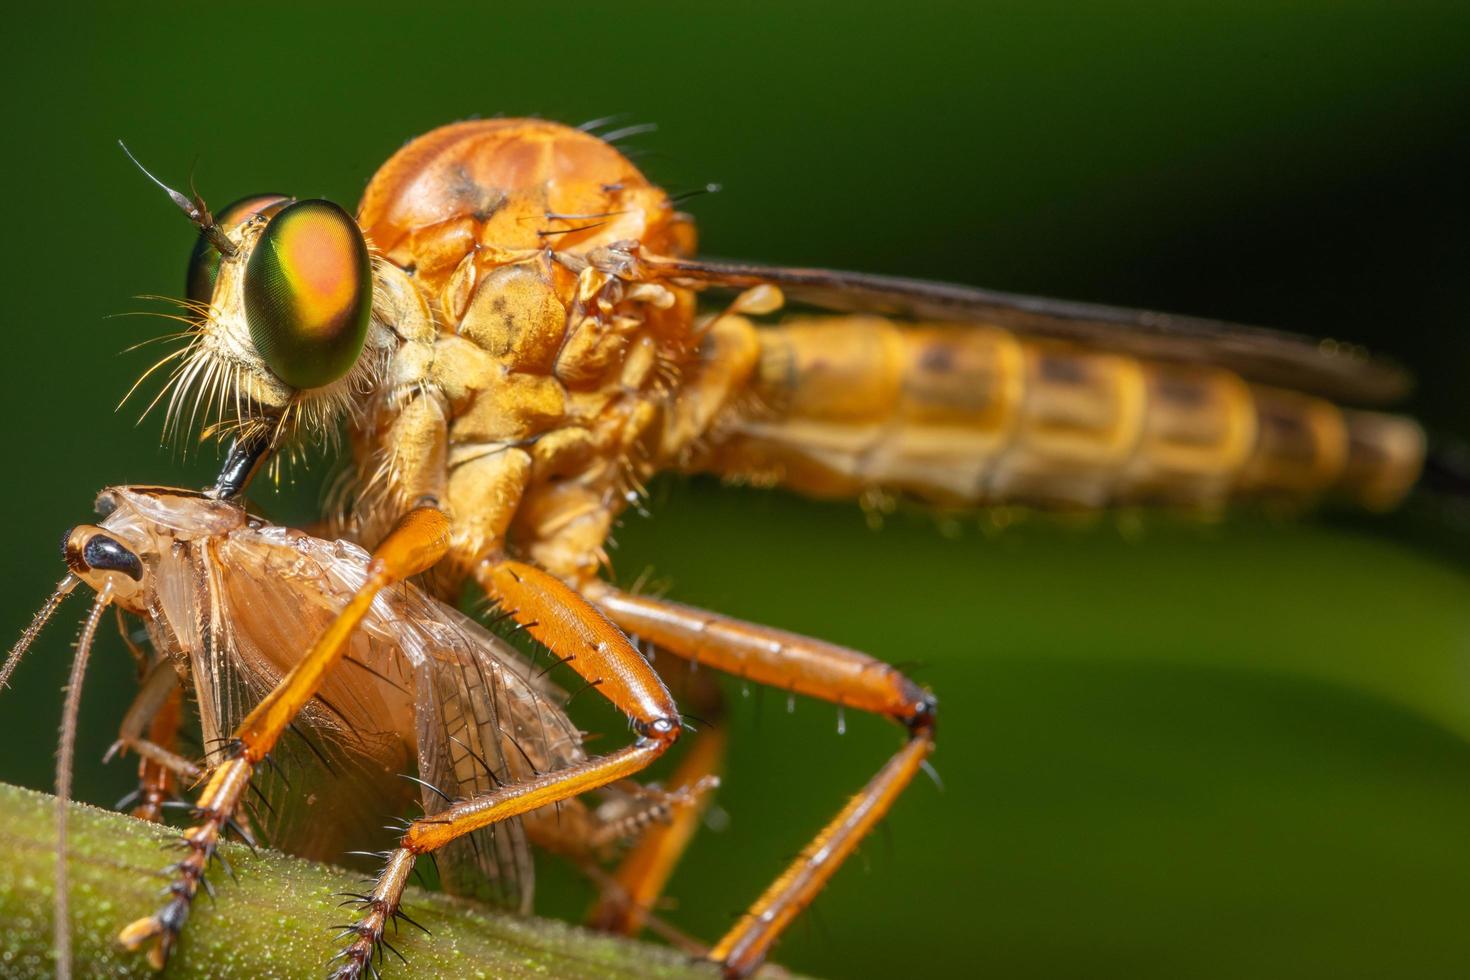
[0,781,726,979]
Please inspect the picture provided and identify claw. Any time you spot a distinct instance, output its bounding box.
[117,914,162,950]
[393,907,430,936]
[118,914,173,970]
[211,848,236,882]
[379,935,407,965]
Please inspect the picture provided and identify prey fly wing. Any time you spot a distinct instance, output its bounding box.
[138,495,585,912]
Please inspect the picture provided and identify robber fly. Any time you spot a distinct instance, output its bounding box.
[4,485,717,977]
[22,118,1438,978]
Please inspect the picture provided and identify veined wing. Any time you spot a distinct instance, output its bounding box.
[649,256,1411,405]
[181,522,582,913]
[179,525,420,867]
[383,575,585,913]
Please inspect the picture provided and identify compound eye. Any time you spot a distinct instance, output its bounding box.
[185,194,291,309]
[63,526,145,592]
[243,199,372,390]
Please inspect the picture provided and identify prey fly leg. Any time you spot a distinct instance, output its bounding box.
[106,658,196,821]
[117,506,451,967]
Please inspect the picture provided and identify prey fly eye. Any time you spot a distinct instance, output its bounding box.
[243,199,372,390]
[185,194,292,311]
[63,527,144,583]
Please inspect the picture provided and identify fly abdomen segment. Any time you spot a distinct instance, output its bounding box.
[1337,409,1428,511]
[694,315,1425,513]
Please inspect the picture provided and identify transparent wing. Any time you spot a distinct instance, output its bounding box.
[388,586,585,912]
[181,532,419,865]
[176,524,583,912]
[649,256,1412,405]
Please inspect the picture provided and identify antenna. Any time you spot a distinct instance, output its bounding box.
[117,140,237,257]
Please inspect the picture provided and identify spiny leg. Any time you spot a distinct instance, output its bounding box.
[330,557,682,979]
[125,705,195,822]
[117,506,450,969]
[587,583,937,979]
[107,657,195,821]
[589,657,728,937]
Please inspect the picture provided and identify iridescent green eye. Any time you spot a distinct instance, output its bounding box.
[185,194,291,308]
[244,199,372,390]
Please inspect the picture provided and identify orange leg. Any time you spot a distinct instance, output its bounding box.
[588,657,727,937]
[328,556,682,979]
[117,507,450,970]
[587,723,726,935]
[587,583,937,979]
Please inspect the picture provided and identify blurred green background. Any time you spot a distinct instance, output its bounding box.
[4,3,1470,978]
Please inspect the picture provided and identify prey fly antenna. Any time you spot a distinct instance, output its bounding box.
[0,575,79,690]
[54,583,115,980]
[117,140,237,257]
[0,574,83,972]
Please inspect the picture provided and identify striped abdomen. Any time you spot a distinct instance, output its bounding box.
[692,316,1424,511]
